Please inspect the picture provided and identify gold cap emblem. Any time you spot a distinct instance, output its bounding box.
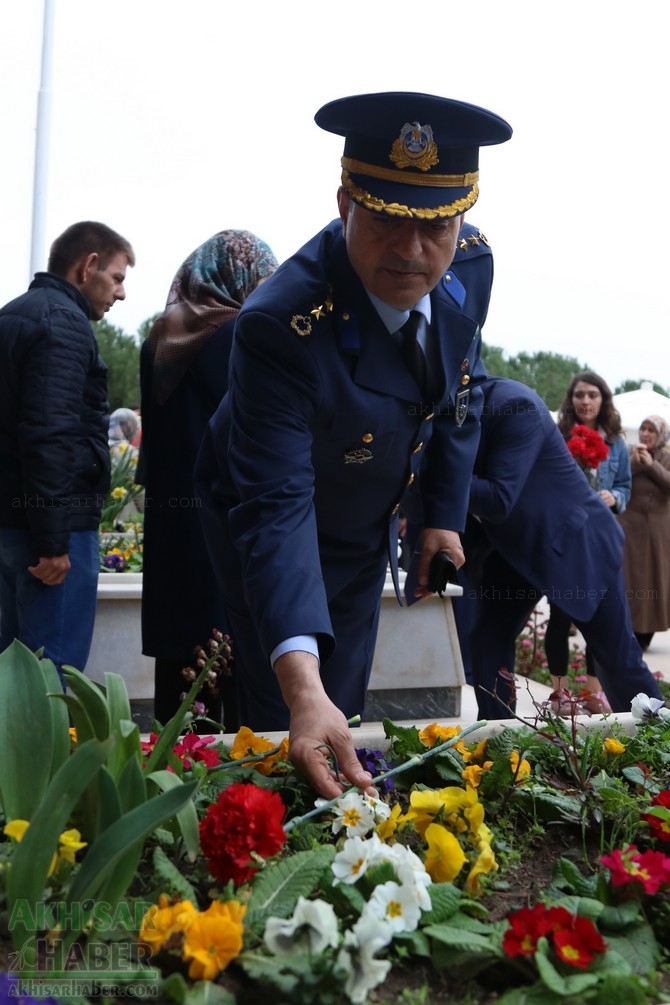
[390,122,439,172]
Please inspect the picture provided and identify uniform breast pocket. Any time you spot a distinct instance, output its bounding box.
[316,411,398,467]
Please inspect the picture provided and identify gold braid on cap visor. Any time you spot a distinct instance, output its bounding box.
[341,170,479,219]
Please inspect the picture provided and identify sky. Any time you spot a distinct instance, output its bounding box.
[2,0,669,392]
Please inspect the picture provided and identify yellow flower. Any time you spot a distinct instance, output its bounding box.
[462,765,486,789]
[111,486,128,499]
[466,840,499,895]
[229,726,289,776]
[182,900,246,980]
[509,750,531,782]
[376,802,405,842]
[57,829,87,865]
[604,737,626,755]
[459,737,489,764]
[4,819,30,842]
[4,821,86,876]
[424,822,467,882]
[418,723,462,747]
[69,727,78,746]
[405,785,483,839]
[139,894,197,952]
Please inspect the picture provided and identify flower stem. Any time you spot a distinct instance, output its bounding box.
[285,719,488,831]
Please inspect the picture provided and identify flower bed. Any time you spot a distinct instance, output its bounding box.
[1,637,670,1004]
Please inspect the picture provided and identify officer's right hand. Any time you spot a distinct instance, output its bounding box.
[274,651,375,799]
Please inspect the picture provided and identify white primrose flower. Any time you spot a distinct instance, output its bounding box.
[364,879,423,933]
[388,843,432,912]
[336,913,393,1004]
[631,693,670,723]
[316,791,379,837]
[332,833,382,885]
[264,896,339,956]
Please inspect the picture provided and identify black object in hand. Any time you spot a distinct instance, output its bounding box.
[428,552,459,597]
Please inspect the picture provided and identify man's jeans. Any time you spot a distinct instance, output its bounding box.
[0,528,99,677]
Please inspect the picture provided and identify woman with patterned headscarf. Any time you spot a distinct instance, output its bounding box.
[618,414,670,651]
[138,230,279,730]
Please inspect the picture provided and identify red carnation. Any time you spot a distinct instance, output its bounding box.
[199,782,287,886]
[567,425,609,471]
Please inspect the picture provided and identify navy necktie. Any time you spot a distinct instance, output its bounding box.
[400,310,428,399]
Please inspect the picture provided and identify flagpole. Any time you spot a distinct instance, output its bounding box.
[29,0,55,280]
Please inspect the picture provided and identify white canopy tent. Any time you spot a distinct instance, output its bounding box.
[612,381,670,444]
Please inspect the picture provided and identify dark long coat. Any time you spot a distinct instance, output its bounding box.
[618,446,670,633]
[139,321,234,661]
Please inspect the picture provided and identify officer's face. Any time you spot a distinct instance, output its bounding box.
[338,190,461,309]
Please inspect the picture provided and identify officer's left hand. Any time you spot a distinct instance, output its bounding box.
[412,527,464,599]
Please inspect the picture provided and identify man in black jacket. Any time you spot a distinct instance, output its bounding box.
[0,221,135,679]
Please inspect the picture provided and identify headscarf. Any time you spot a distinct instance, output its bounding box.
[109,407,140,446]
[641,414,670,449]
[147,229,278,403]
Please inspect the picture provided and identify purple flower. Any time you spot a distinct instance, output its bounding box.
[356,747,395,794]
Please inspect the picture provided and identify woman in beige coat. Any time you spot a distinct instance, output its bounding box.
[618,414,670,651]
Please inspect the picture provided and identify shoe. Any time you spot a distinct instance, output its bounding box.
[581,690,611,715]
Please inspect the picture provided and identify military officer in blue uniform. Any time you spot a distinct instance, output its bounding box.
[461,376,665,720]
[196,91,512,797]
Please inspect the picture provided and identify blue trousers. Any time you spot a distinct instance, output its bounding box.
[466,548,663,721]
[0,528,99,678]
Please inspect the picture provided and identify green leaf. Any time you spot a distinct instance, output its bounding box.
[602,923,661,975]
[161,971,236,1005]
[62,665,111,739]
[245,846,336,929]
[66,780,198,908]
[39,656,71,775]
[422,922,501,955]
[0,640,56,820]
[6,737,114,950]
[421,881,466,922]
[148,769,200,860]
[152,845,199,903]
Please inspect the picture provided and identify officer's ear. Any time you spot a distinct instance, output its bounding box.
[337,187,351,234]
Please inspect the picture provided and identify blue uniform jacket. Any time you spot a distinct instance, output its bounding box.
[469,378,624,621]
[198,219,486,668]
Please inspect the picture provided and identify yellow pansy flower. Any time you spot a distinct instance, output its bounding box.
[182,900,246,980]
[424,822,467,882]
[139,894,197,952]
[229,726,289,776]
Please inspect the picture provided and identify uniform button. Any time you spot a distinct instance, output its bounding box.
[412,441,424,453]
[425,411,435,421]
[361,432,374,443]
[406,473,415,487]
[391,503,400,515]
[460,374,470,385]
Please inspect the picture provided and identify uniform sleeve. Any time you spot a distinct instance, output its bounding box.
[224,311,335,661]
[469,402,546,522]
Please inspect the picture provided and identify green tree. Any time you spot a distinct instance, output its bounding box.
[93,315,158,411]
[481,345,589,409]
[614,378,670,396]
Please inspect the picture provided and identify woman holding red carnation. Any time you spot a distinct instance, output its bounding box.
[546,371,632,713]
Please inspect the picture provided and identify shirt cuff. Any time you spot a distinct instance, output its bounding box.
[270,635,320,669]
